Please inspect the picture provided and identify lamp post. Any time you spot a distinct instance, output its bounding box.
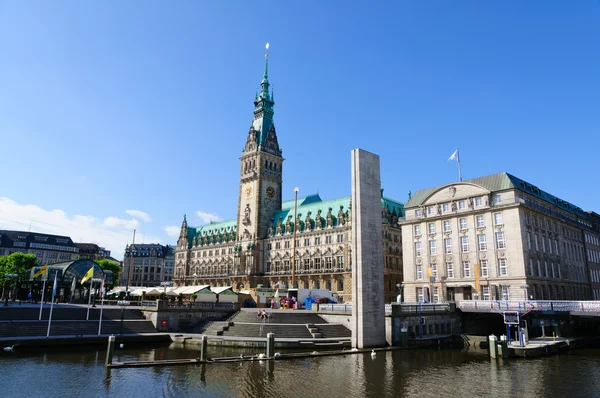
[193,273,197,286]
[117,299,130,335]
[291,187,299,288]
[125,229,136,300]
[396,283,404,303]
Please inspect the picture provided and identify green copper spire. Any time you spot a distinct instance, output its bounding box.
[260,43,270,100]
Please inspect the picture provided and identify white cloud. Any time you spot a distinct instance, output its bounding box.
[196,211,221,224]
[125,209,151,222]
[103,216,139,230]
[164,226,180,237]
[0,197,162,260]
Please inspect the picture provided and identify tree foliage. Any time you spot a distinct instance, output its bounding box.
[95,258,121,285]
[0,253,38,285]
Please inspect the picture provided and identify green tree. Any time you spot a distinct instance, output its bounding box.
[95,258,121,286]
[0,253,37,299]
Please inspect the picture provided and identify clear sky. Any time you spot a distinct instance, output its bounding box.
[1,1,599,259]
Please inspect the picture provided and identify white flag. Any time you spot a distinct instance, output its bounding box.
[448,149,459,161]
[52,273,58,298]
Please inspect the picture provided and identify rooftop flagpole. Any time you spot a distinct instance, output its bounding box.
[448,148,462,182]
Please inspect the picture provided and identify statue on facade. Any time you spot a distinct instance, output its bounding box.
[243,204,251,225]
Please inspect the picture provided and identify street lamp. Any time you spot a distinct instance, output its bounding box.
[291,187,299,288]
[117,299,130,335]
[193,273,197,286]
[160,281,172,294]
[3,274,18,306]
[396,283,404,303]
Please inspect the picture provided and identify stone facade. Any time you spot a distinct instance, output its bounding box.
[173,50,404,303]
[401,172,600,303]
[122,243,175,287]
[0,230,79,264]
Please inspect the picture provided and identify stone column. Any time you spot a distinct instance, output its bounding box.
[351,149,386,348]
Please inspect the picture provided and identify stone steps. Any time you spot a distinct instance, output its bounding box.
[0,320,157,338]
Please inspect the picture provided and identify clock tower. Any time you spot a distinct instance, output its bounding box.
[237,44,283,274]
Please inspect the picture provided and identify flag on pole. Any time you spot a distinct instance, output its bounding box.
[34,264,48,278]
[99,279,105,299]
[448,149,459,161]
[51,272,58,298]
[81,267,94,284]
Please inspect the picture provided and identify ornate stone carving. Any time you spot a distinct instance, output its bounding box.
[451,201,457,212]
[304,212,312,232]
[468,198,474,209]
[242,204,251,225]
[276,217,283,235]
[462,254,469,261]
[338,206,345,225]
[285,215,293,234]
[449,186,457,198]
[315,210,323,230]
[499,251,506,258]
[326,208,333,228]
[480,253,487,259]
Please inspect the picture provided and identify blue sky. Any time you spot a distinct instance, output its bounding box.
[1,1,599,259]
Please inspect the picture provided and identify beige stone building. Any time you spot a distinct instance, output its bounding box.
[401,172,600,303]
[122,243,175,287]
[173,49,404,303]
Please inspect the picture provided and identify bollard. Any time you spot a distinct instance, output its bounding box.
[489,335,498,359]
[266,332,275,358]
[200,335,208,362]
[105,335,116,367]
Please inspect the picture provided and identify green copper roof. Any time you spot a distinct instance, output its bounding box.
[281,194,324,211]
[186,219,237,247]
[405,172,590,220]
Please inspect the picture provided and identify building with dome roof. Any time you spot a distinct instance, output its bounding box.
[173,48,404,303]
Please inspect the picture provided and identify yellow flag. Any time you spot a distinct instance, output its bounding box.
[81,267,94,284]
[34,264,48,278]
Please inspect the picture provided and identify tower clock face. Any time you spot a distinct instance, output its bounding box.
[266,186,275,198]
[244,186,253,199]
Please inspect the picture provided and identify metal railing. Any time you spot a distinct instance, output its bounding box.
[167,301,235,310]
[318,304,393,314]
[457,300,600,313]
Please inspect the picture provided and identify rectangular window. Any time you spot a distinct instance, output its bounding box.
[537,260,542,276]
[325,236,332,244]
[414,225,421,235]
[443,220,451,232]
[529,258,534,276]
[416,265,423,280]
[417,287,424,302]
[442,203,449,213]
[476,215,485,228]
[463,261,471,278]
[431,263,438,278]
[303,258,311,270]
[461,236,469,252]
[501,286,510,300]
[267,243,272,250]
[432,287,439,303]
[544,261,549,278]
[541,237,546,253]
[415,242,422,257]
[314,258,321,269]
[459,218,467,230]
[479,260,490,278]
[429,240,437,255]
[459,200,465,209]
[498,259,508,276]
[548,238,552,254]
[495,232,506,249]
[492,194,502,205]
[444,238,452,254]
[551,262,555,279]
[478,234,487,251]
[315,237,321,245]
[325,257,332,269]
[336,256,344,269]
[494,213,503,225]
[482,286,490,300]
[285,240,291,248]
[446,263,454,278]
[304,238,310,246]
[427,207,434,216]
[337,234,344,243]
[475,197,483,207]
[535,235,539,251]
[428,223,435,234]
[527,232,531,250]
[338,279,344,291]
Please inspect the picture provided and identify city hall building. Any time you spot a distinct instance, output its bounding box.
[173,50,404,302]
[401,172,600,303]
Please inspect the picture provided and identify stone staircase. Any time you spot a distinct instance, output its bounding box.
[0,307,145,321]
[201,310,351,340]
[0,320,158,338]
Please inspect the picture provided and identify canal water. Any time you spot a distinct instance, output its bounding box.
[2,344,600,397]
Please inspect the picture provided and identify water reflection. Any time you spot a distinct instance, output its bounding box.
[2,345,600,397]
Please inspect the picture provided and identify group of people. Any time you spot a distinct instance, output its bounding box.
[257,310,268,320]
